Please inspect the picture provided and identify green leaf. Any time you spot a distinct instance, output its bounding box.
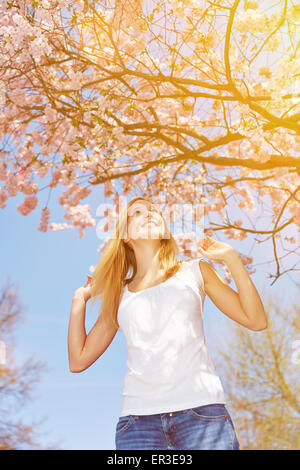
[71,119,79,128]
[71,11,77,25]
[62,156,71,164]
[183,103,193,111]
[77,139,86,149]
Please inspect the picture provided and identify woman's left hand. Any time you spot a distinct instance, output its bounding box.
[198,235,236,262]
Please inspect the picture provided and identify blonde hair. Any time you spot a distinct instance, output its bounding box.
[90,196,184,329]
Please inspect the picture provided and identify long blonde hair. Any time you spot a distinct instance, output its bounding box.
[90,196,184,329]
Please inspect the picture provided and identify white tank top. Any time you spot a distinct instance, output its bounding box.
[117,257,226,417]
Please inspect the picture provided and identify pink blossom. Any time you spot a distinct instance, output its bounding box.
[64,204,95,230]
[104,180,114,197]
[17,195,38,216]
[0,161,7,181]
[58,182,91,206]
[34,162,51,178]
[44,107,57,122]
[38,207,50,232]
[49,167,77,187]
[49,222,72,231]
[20,181,39,195]
[0,187,8,208]
[31,129,44,146]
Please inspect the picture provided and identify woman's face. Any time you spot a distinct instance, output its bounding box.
[125,200,165,241]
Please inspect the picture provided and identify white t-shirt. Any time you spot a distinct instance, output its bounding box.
[117,257,226,417]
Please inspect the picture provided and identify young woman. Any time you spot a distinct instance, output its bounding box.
[68,195,267,450]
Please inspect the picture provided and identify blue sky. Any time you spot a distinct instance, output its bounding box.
[1,179,296,450]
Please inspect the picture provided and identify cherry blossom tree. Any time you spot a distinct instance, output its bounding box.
[0,0,299,283]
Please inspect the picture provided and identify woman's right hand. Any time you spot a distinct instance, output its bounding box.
[73,275,92,303]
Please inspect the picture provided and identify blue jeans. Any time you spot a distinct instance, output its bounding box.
[115,403,240,450]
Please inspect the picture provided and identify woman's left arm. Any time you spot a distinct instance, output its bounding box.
[198,235,268,331]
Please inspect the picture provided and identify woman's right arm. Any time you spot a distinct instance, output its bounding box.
[67,283,118,373]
